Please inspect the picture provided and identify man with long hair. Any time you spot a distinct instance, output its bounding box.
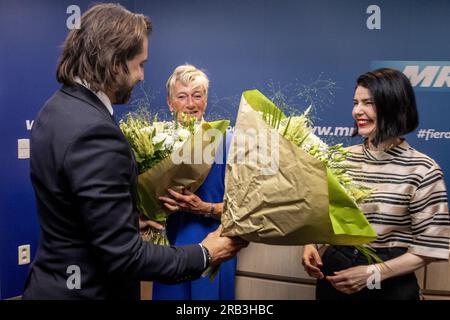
[24,3,246,300]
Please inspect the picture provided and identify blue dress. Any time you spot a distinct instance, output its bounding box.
[152,130,236,300]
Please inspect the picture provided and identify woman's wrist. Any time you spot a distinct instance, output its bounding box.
[197,202,213,216]
[200,202,223,219]
[203,203,215,218]
[374,262,393,281]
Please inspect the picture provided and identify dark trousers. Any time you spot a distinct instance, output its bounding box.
[316,246,420,300]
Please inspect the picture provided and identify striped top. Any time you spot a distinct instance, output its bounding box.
[346,140,450,260]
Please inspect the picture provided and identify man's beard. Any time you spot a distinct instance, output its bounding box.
[114,82,134,104]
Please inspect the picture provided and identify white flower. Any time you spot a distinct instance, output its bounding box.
[139,126,153,134]
[152,133,169,145]
[153,133,176,150]
[173,140,184,151]
[153,121,172,134]
[305,133,328,150]
[176,128,191,142]
[162,135,175,149]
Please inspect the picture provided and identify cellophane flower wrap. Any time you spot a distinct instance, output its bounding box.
[221,90,378,249]
[120,112,230,245]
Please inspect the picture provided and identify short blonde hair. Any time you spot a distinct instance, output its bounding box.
[166,64,209,98]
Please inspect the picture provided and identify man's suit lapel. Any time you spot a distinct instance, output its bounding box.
[61,84,138,175]
[61,84,116,125]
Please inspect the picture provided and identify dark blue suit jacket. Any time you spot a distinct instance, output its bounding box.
[23,84,205,300]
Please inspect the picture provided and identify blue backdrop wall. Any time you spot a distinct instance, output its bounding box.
[0,0,449,299]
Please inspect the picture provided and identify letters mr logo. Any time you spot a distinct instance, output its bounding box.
[370,61,450,92]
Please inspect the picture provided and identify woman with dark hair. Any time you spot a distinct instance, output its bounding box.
[302,68,449,300]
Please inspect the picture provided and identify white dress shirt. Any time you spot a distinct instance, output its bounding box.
[74,77,114,116]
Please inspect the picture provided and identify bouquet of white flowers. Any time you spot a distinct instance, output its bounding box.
[221,90,380,259]
[120,111,229,244]
[203,90,380,281]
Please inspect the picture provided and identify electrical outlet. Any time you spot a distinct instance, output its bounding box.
[17,139,30,159]
[18,244,31,265]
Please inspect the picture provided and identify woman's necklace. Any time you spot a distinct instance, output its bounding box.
[365,138,402,152]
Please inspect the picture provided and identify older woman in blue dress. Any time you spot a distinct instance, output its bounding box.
[152,64,236,300]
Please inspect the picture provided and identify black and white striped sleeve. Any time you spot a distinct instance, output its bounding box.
[409,164,450,260]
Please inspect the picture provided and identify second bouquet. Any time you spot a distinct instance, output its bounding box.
[120,112,229,245]
[221,90,377,246]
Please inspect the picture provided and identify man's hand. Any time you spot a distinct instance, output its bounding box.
[201,226,248,266]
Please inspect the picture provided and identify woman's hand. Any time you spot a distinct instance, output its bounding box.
[326,252,436,295]
[302,244,324,279]
[158,188,210,215]
[326,265,374,294]
[139,215,164,235]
